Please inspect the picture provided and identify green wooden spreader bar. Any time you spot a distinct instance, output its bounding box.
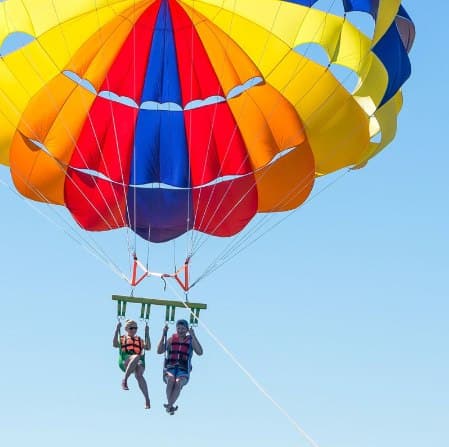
[112,295,207,326]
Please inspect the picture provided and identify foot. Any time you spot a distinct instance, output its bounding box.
[121,380,129,391]
[164,403,178,415]
[145,401,151,409]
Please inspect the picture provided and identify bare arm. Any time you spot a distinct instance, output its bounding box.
[144,324,151,351]
[112,322,121,348]
[189,327,203,356]
[157,325,169,354]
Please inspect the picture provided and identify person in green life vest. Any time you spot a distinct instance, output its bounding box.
[157,319,203,415]
[113,319,151,409]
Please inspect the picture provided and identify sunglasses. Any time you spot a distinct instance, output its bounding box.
[128,327,138,330]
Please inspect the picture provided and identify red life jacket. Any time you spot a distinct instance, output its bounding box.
[120,335,144,355]
[167,334,192,371]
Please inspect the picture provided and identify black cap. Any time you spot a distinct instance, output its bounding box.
[176,319,189,328]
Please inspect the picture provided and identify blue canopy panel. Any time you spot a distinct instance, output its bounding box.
[130,0,190,188]
[127,186,193,242]
[373,22,411,106]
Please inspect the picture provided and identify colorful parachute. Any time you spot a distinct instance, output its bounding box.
[0,0,415,243]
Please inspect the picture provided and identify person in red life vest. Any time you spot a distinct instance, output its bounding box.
[157,319,203,414]
[113,319,151,409]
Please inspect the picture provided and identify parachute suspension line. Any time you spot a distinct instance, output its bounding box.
[132,0,139,260]
[58,1,150,276]
[190,0,371,261]
[0,18,138,286]
[89,1,136,259]
[191,169,316,286]
[189,0,250,251]
[192,64,372,274]
[193,125,356,282]
[193,169,350,287]
[2,89,121,242]
[0,177,129,282]
[45,2,136,265]
[186,0,199,285]
[185,1,196,262]
[207,161,315,250]
[189,0,242,252]
[190,144,315,260]
[2,12,127,238]
[189,0,317,253]
[173,239,177,272]
[55,3,131,238]
[192,155,351,284]
[2,0,382,284]
[189,0,314,253]
[193,168,314,263]
[147,227,151,266]
[0,90,124,238]
[0,108,128,276]
[133,1,343,277]
[165,283,321,447]
[131,0,137,257]
[194,54,376,275]
[127,2,191,290]
[118,0,337,266]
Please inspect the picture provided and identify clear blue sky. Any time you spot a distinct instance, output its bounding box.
[0,2,447,447]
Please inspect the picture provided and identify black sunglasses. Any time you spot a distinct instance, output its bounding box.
[128,327,137,330]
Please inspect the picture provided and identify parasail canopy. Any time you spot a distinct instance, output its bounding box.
[0,0,415,244]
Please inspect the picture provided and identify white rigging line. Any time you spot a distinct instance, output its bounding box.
[187,0,298,251]
[0,81,121,240]
[190,85,365,281]
[190,0,246,249]
[189,0,275,250]
[189,0,341,254]
[90,0,137,258]
[0,3,145,283]
[131,0,138,257]
[0,176,129,282]
[192,168,316,281]
[25,0,138,258]
[2,11,124,233]
[188,0,227,255]
[0,1,384,290]
[166,281,322,447]
[0,101,129,278]
[188,1,383,285]
[5,1,151,277]
[125,0,351,288]
[22,4,127,233]
[186,0,195,260]
[193,169,349,286]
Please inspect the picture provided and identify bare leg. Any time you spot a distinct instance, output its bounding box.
[167,376,187,408]
[165,374,176,407]
[122,355,140,389]
[135,364,151,409]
